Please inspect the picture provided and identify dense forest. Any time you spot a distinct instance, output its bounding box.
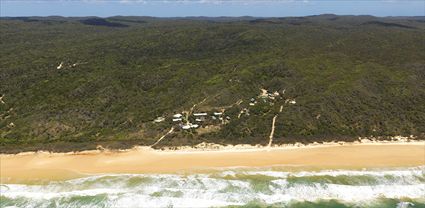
[1,15,424,153]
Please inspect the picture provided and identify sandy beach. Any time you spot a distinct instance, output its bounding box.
[1,141,424,183]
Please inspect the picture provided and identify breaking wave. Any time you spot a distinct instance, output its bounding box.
[1,166,424,208]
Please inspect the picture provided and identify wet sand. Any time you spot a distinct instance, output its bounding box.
[1,142,424,184]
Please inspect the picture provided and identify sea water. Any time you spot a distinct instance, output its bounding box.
[1,166,424,208]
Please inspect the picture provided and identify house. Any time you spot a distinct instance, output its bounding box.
[57,62,64,70]
[249,98,256,106]
[181,123,199,130]
[190,124,199,129]
[285,99,296,104]
[213,112,223,116]
[173,113,183,118]
[193,113,207,116]
[154,117,165,123]
[172,118,182,122]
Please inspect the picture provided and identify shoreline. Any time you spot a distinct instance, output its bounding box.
[1,141,424,184]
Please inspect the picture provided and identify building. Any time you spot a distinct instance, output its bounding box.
[57,62,63,70]
[285,99,296,104]
[173,113,183,118]
[154,117,165,123]
[193,112,207,116]
[181,123,199,130]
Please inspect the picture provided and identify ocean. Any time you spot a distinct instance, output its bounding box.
[1,166,424,208]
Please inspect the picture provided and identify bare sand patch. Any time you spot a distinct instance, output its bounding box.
[1,142,424,183]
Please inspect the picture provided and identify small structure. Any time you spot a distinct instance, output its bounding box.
[173,113,183,118]
[7,122,15,128]
[193,113,207,116]
[238,108,249,118]
[249,98,256,106]
[181,123,199,130]
[57,62,64,70]
[0,94,5,104]
[154,117,165,123]
[172,118,182,122]
[285,99,296,104]
[213,112,223,116]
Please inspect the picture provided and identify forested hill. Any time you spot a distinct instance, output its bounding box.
[1,15,424,153]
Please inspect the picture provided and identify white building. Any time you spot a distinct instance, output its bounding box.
[181,123,199,130]
[285,99,296,104]
[173,113,183,118]
[154,117,165,123]
[193,113,208,116]
[57,62,64,70]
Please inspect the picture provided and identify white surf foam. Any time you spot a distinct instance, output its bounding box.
[1,166,424,207]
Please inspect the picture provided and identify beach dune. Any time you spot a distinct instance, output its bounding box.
[1,142,424,183]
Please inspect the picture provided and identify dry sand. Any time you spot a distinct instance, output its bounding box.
[1,142,424,183]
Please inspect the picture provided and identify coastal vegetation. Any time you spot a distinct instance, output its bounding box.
[0,15,424,153]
